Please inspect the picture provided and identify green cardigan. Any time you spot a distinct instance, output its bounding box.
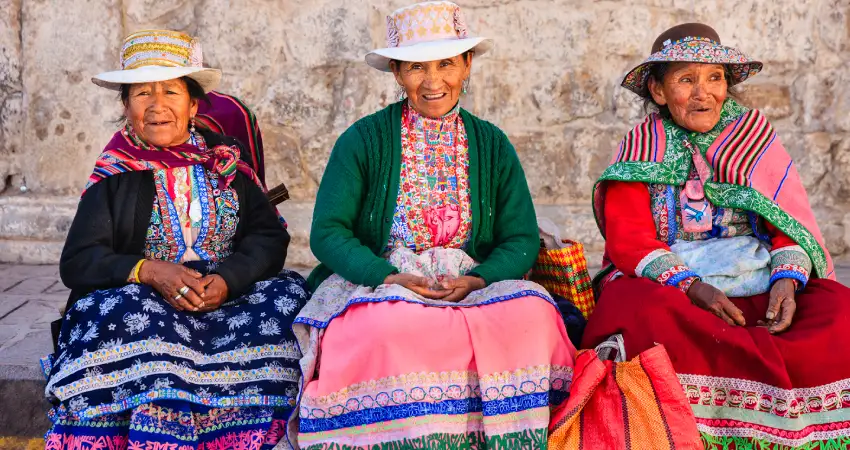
[307,100,539,291]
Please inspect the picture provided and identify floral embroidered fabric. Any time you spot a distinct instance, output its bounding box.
[649,166,755,246]
[386,102,472,252]
[145,135,240,263]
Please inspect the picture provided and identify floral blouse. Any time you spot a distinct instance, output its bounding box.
[145,133,240,263]
[386,102,472,252]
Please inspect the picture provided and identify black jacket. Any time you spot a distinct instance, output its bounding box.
[59,130,288,313]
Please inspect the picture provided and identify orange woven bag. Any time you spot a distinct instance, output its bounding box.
[529,219,595,318]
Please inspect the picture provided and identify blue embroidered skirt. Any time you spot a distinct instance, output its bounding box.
[42,262,308,450]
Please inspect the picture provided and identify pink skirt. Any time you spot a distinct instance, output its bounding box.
[290,249,576,449]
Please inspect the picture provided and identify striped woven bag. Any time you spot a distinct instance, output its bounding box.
[529,218,595,318]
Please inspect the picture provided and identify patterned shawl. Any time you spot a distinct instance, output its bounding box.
[196,91,266,186]
[593,98,835,281]
[84,124,264,196]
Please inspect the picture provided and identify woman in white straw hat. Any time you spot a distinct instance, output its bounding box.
[43,29,308,449]
[291,2,575,448]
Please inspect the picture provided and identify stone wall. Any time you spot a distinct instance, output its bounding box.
[0,0,848,267]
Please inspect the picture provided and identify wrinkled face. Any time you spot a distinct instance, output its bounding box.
[126,79,198,148]
[649,62,728,133]
[391,53,472,118]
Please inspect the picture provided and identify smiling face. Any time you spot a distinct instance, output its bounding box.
[648,62,728,133]
[125,79,198,147]
[391,53,472,118]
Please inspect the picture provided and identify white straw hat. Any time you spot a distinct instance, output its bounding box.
[92,30,221,93]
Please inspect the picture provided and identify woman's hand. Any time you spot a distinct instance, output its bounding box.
[138,260,206,311]
[686,280,746,326]
[197,275,229,312]
[384,273,452,300]
[438,276,487,303]
[758,278,796,334]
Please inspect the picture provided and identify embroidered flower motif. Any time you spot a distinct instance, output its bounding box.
[248,292,267,305]
[274,296,298,316]
[253,280,273,291]
[241,385,262,396]
[83,366,102,379]
[123,312,151,335]
[174,322,192,342]
[386,15,400,47]
[258,318,281,336]
[120,284,141,296]
[98,337,123,349]
[187,316,209,331]
[227,311,252,330]
[195,387,213,398]
[204,310,226,322]
[80,322,99,343]
[99,295,122,316]
[68,324,82,344]
[286,283,307,298]
[68,396,89,413]
[454,7,469,39]
[212,333,237,349]
[141,298,167,315]
[151,377,174,390]
[75,296,94,312]
[111,385,132,402]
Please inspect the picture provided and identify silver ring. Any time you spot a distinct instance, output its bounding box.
[179,286,190,296]
[173,293,184,301]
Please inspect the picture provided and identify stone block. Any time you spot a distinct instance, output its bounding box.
[472,59,609,130]
[794,70,850,133]
[123,0,198,33]
[466,1,596,62]
[738,82,793,120]
[0,0,22,92]
[510,124,622,203]
[20,0,123,195]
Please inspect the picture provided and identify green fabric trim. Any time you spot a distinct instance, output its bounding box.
[641,251,686,280]
[771,248,813,275]
[304,428,548,450]
[705,183,827,278]
[592,98,829,279]
[691,404,850,431]
[701,433,850,450]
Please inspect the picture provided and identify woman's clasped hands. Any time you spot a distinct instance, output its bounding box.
[686,278,796,334]
[384,273,486,303]
[138,260,229,312]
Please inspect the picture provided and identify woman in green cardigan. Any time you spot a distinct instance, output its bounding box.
[287,2,575,448]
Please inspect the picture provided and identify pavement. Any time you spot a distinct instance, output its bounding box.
[1,263,848,447]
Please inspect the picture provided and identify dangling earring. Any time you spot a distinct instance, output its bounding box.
[190,117,196,134]
[462,79,470,95]
[396,85,407,101]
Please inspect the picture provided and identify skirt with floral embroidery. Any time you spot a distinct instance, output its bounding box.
[42,262,308,450]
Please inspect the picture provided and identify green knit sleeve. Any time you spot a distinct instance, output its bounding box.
[472,130,540,284]
[310,125,398,288]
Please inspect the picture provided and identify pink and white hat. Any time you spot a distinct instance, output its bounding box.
[92,30,221,92]
[366,1,492,72]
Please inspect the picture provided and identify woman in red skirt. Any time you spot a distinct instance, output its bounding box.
[585,22,850,449]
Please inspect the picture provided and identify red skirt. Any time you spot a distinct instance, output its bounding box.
[583,277,850,449]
